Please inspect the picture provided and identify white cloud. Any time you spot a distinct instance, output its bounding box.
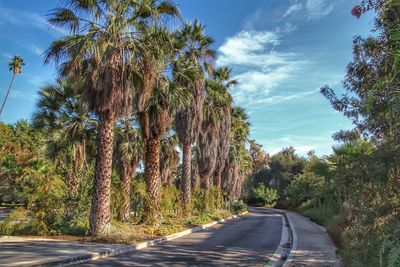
[23,74,45,87]
[0,6,68,36]
[283,2,303,18]
[253,88,319,105]
[10,90,36,102]
[282,0,334,20]
[305,0,334,20]
[218,31,281,67]
[217,30,307,106]
[256,134,333,156]
[28,45,44,56]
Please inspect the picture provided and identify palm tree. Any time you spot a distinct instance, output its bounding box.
[191,146,200,191]
[44,0,179,236]
[174,21,215,213]
[223,107,252,200]
[197,74,232,197]
[32,77,97,194]
[133,25,187,224]
[160,133,179,185]
[212,67,237,203]
[114,118,142,222]
[0,55,25,116]
[139,77,191,224]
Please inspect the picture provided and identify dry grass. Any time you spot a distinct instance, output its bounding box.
[20,209,234,244]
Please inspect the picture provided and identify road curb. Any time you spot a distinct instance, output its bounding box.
[249,208,296,267]
[31,211,249,267]
[281,211,297,267]
[265,212,291,267]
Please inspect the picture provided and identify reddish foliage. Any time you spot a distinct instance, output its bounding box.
[352,0,386,18]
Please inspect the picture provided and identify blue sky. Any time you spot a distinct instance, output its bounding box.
[0,0,375,156]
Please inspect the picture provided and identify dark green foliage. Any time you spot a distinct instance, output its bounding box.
[1,160,67,235]
[228,200,247,214]
[251,183,278,207]
[0,121,44,205]
[243,146,305,204]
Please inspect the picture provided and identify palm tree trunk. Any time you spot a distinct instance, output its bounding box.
[201,171,211,211]
[215,169,222,207]
[119,161,136,222]
[0,74,16,116]
[89,113,115,237]
[191,161,200,192]
[144,137,162,225]
[180,141,192,214]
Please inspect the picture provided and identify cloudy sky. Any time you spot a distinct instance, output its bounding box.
[0,0,375,155]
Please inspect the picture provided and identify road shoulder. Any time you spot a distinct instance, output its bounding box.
[284,211,341,267]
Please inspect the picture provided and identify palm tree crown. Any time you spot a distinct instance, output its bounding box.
[9,55,25,75]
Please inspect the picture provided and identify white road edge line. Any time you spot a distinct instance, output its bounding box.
[265,214,288,267]
[282,212,298,267]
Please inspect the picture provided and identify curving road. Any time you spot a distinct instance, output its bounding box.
[78,209,283,266]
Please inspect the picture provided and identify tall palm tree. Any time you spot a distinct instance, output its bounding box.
[197,74,232,195]
[44,0,179,236]
[32,77,97,194]
[133,25,187,224]
[223,107,252,200]
[174,21,215,213]
[212,67,237,203]
[0,55,25,115]
[114,117,142,222]
[139,77,191,224]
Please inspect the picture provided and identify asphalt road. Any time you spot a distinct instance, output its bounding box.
[78,209,283,267]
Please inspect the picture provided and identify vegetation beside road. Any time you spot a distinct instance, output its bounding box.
[0,1,399,266]
[243,1,400,266]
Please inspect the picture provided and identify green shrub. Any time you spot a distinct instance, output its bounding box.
[0,208,32,235]
[229,200,247,214]
[285,172,325,207]
[252,183,279,207]
[161,184,181,216]
[193,188,219,214]
[379,229,400,267]
[20,161,67,234]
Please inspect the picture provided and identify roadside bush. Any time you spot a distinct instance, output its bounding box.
[229,200,247,214]
[0,160,67,235]
[130,179,146,219]
[193,188,219,214]
[20,161,67,234]
[285,172,325,207]
[252,183,279,207]
[62,167,94,235]
[0,208,31,235]
[161,184,181,217]
[379,227,400,267]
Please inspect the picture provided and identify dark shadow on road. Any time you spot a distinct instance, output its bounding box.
[79,210,283,267]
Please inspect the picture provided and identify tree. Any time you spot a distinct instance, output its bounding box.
[223,107,252,200]
[174,21,215,213]
[160,133,179,185]
[249,140,269,174]
[252,183,279,207]
[44,0,178,236]
[0,55,25,116]
[322,1,400,143]
[139,76,191,224]
[197,76,230,193]
[200,67,236,203]
[32,78,96,194]
[134,25,190,224]
[114,118,142,222]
